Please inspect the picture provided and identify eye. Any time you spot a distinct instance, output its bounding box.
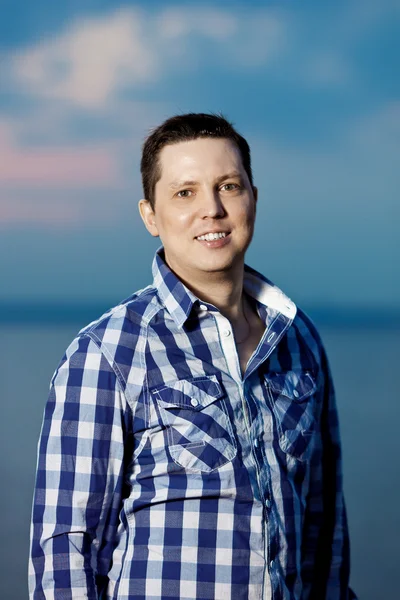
[221,183,240,192]
[176,189,193,198]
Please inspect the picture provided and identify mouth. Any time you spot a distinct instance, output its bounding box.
[195,231,231,248]
[196,231,228,242]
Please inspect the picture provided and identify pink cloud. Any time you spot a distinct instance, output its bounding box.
[0,199,81,226]
[0,122,119,187]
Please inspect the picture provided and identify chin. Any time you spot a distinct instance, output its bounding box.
[195,254,239,274]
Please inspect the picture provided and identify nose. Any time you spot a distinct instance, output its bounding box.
[200,188,226,218]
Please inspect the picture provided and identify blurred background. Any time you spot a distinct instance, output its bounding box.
[1,0,399,598]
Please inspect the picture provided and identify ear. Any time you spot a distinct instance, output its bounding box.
[252,186,258,203]
[138,199,159,237]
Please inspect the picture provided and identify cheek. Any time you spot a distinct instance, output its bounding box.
[237,203,256,227]
[176,211,193,227]
[157,208,193,237]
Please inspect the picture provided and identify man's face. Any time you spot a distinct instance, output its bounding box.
[139,137,257,282]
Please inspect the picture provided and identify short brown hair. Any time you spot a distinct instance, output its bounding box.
[140,112,254,209]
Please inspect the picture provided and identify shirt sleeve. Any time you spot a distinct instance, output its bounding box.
[301,341,357,600]
[29,334,130,599]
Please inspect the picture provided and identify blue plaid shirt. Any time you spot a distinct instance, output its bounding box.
[29,248,356,600]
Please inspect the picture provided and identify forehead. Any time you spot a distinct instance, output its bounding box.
[157,137,244,183]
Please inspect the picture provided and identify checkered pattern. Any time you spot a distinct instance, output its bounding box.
[29,248,356,599]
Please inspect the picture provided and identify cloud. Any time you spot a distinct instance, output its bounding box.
[238,101,400,309]
[0,197,81,226]
[11,8,157,109]
[1,2,397,233]
[157,7,285,67]
[0,185,134,228]
[0,121,119,186]
[252,101,399,211]
[263,101,393,262]
[267,0,399,89]
[9,6,287,109]
[348,101,400,160]
[302,52,350,86]
[157,7,238,40]
[4,0,398,114]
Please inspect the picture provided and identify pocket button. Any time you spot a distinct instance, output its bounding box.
[190,398,199,407]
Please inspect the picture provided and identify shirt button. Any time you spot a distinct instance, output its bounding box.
[254,438,259,448]
[199,304,208,311]
[223,329,231,337]
[265,499,271,509]
[190,398,199,407]
[270,560,274,569]
[293,389,299,398]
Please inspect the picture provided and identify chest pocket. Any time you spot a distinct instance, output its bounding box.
[150,375,237,473]
[264,370,317,461]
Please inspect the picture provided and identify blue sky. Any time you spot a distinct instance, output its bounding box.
[0,0,398,311]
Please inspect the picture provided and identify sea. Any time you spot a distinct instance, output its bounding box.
[1,317,399,599]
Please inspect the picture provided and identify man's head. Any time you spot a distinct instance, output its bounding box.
[138,113,258,284]
[140,113,254,211]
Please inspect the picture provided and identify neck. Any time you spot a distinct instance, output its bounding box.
[169,260,246,322]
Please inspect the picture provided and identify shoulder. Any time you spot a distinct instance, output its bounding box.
[290,305,336,409]
[78,284,158,337]
[293,306,324,348]
[291,305,328,375]
[51,284,160,389]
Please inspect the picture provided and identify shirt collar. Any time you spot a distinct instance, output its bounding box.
[152,247,198,328]
[152,246,297,328]
[243,264,297,321]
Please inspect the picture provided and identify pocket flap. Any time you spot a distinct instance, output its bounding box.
[151,375,223,411]
[264,370,316,402]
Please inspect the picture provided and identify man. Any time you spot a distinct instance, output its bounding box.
[29,113,356,599]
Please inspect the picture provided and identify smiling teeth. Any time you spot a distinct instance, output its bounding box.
[197,232,227,241]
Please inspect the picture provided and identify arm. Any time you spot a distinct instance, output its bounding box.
[29,334,130,599]
[301,341,357,599]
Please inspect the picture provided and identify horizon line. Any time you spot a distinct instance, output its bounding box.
[0,301,399,328]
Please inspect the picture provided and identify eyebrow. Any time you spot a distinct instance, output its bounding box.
[168,172,243,191]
